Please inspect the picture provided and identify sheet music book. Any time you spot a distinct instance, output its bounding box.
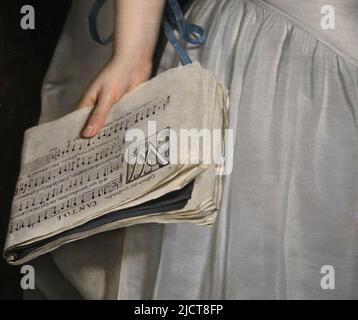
[3,63,229,265]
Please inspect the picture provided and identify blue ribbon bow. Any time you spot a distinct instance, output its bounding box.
[89,0,206,65]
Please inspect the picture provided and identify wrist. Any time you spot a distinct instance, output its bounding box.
[110,53,153,74]
[112,49,152,65]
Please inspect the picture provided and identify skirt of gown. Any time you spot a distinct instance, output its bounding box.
[33,0,358,299]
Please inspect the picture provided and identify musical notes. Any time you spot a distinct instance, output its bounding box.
[110,95,169,134]
[12,160,123,218]
[19,96,169,175]
[14,142,123,197]
[10,95,171,235]
[10,178,122,234]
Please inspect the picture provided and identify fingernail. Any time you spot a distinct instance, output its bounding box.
[83,125,94,137]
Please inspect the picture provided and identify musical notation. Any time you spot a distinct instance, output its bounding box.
[15,142,123,197]
[10,178,122,234]
[9,95,171,236]
[20,95,170,176]
[13,160,123,218]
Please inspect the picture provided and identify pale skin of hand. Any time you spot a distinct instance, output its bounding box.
[76,0,166,138]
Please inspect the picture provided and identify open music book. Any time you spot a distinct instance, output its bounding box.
[3,63,229,265]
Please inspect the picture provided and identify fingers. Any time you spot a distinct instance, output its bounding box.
[81,90,118,138]
[76,87,98,110]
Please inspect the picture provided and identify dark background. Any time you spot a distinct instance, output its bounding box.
[0,0,72,300]
[0,0,192,300]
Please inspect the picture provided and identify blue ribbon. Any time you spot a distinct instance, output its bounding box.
[89,0,114,45]
[89,0,206,65]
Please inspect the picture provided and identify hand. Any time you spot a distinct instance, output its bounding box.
[76,58,152,138]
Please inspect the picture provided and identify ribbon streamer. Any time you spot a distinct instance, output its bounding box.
[89,0,206,65]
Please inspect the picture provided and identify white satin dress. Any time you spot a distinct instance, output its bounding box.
[32,0,358,299]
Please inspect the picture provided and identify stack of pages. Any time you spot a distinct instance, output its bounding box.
[4,62,229,265]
